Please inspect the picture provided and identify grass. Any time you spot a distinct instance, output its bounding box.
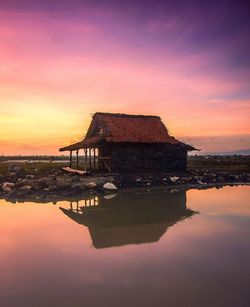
[0,156,249,176]
[0,161,68,176]
[188,156,250,173]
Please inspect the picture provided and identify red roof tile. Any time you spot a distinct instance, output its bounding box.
[89,113,179,144]
[59,113,196,151]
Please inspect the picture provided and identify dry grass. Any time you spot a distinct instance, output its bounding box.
[0,161,68,176]
[188,156,250,173]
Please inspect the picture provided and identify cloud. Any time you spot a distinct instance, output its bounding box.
[0,1,249,154]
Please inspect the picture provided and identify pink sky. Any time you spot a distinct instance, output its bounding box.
[0,3,249,155]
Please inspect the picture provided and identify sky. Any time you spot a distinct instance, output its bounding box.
[0,0,249,155]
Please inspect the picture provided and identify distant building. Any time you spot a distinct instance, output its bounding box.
[59,112,196,172]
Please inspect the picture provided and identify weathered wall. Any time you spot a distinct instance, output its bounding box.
[99,143,187,172]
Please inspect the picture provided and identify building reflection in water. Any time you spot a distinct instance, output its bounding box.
[60,189,197,249]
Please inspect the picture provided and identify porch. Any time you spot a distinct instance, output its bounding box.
[67,148,112,172]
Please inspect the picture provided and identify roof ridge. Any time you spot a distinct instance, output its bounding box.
[93,112,161,119]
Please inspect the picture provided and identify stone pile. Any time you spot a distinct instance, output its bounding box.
[0,164,249,202]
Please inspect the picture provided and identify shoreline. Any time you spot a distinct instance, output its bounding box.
[1,182,249,204]
[1,165,249,203]
[1,159,249,203]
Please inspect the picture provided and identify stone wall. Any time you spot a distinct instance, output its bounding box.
[99,143,187,172]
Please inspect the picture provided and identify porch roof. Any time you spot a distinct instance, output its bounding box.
[59,136,104,151]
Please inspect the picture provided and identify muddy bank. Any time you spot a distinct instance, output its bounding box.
[0,163,249,203]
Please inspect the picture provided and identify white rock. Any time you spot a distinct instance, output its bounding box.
[20,185,32,191]
[197,180,206,185]
[104,193,117,199]
[25,174,34,179]
[170,176,179,183]
[170,189,179,194]
[103,182,118,190]
[3,182,15,188]
[2,186,12,193]
[85,182,97,189]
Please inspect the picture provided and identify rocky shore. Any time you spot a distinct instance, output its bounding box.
[0,163,249,203]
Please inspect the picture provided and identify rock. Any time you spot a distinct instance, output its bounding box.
[48,184,57,191]
[170,189,179,194]
[2,182,15,188]
[25,174,34,179]
[8,172,16,177]
[2,186,12,193]
[197,180,206,185]
[56,177,72,189]
[8,165,23,173]
[71,183,85,192]
[103,182,118,190]
[85,182,97,189]
[20,185,32,191]
[104,193,117,199]
[170,176,179,183]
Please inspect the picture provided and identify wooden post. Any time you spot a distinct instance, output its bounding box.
[76,150,79,169]
[69,151,72,168]
[93,148,96,170]
[84,149,87,171]
[87,148,90,170]
[89,148,92,170]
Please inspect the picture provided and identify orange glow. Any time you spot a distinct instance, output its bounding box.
[0,10,249,154]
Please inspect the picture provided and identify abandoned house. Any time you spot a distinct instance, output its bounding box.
[59,112,195,172]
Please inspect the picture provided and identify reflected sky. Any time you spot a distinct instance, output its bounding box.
[0,186,249,307]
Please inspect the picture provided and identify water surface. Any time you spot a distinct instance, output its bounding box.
[0,186,249,307]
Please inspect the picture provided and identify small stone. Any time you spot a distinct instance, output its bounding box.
[170,176,179,183]
[15,166,23,173]
[25,174,34,179]
[2,182,15,188]
[20,185,32,191]
[103,182,118,190]
[85,182,97,189]
[104,193,117,199]
[48,184,57,191]
[170,189,179,194]
[197,180,206,185]
[8,172,16,177]
[2,186,12,193]
[71,183,84,191]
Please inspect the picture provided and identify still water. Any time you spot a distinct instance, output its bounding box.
[0,186,249,307]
